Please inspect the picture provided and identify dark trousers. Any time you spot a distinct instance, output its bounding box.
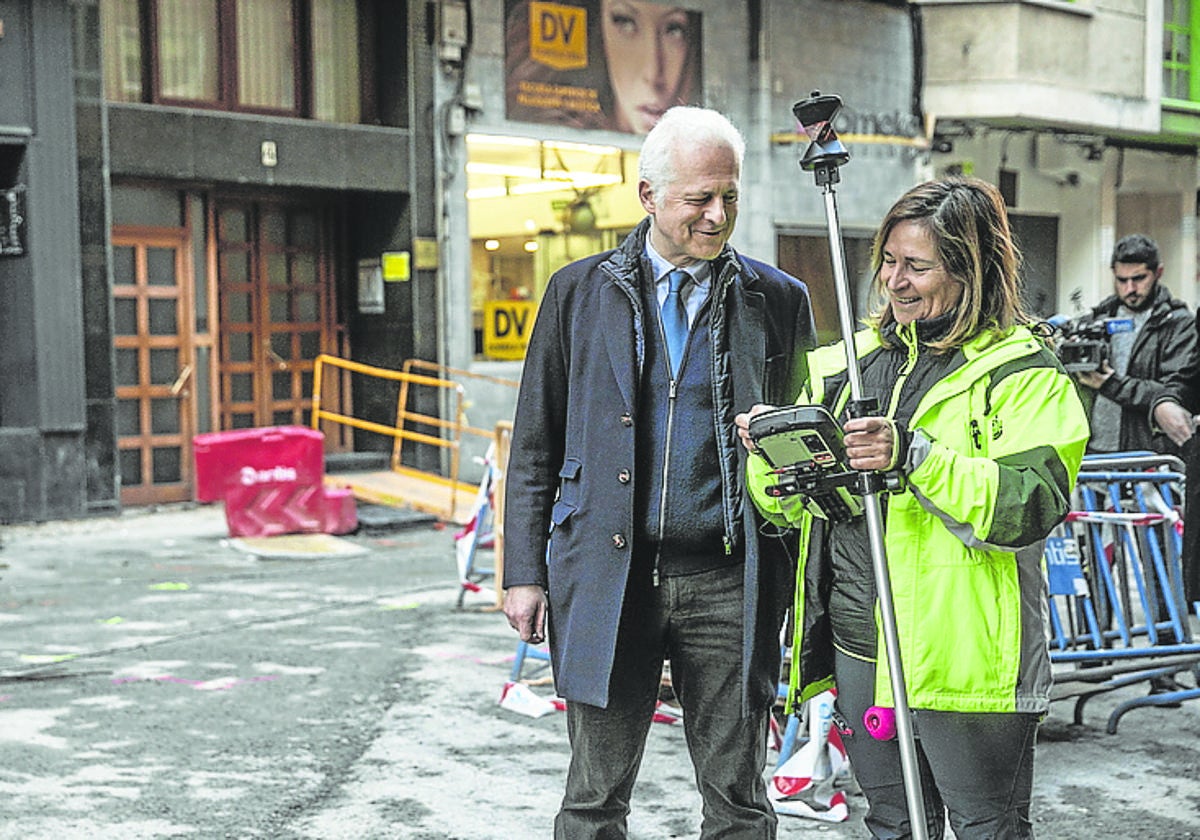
[834,650,1038,840]
[554,563,776,840]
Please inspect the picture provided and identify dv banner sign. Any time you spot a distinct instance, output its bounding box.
[484,299,537,360]
[503,0,703,135]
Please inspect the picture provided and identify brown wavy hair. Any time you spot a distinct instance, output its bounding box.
[867,176,1032,351]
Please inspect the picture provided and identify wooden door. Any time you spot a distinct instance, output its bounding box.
[112,229,196,505]
[215,200,334,430]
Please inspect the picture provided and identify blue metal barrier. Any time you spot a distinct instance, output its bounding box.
[1046,452,1200,733]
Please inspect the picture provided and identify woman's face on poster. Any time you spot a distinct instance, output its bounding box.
[602,0,694,134]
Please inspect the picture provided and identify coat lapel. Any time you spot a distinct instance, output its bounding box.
[727,282,766,408]
[601,279,640,411]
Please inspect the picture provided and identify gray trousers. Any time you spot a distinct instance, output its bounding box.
[555,563,776,839]
[834,649,1038,840]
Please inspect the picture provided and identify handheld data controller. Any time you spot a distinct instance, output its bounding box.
[747,404,864,522]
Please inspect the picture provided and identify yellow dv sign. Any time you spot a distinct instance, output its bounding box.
[529,1,587,70]
[484,300,536,360]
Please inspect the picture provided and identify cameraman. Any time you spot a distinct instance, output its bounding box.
[1075,234,1195,456]
[1076,233,1196,701]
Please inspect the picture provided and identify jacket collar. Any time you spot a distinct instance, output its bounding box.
[882,310,957,349]
[603,217,750,291]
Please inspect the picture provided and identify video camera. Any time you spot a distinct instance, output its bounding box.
[1048,315,1133,373]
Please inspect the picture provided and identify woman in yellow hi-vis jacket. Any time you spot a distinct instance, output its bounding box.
[736,177,1089,840]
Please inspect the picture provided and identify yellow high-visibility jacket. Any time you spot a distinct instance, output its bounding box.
[749,323,1090,714]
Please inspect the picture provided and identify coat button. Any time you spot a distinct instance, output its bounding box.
[620,413,633,427]
[618,469,631,484]
[612,533,627,549]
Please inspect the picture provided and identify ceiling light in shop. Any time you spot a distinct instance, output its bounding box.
[484,239,500,251]
[542,139,624,156]
[465,172,624,201]
[467,133,540,148]
[466,133,625,202]
[466,163,623,186]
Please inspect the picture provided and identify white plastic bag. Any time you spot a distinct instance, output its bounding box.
[768,688,851,822]
[498,680,560,718]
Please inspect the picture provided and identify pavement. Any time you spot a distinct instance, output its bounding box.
[0,503,1198,839]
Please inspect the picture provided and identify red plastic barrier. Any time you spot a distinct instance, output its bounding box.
[222,481,327,538]
[192,426,356,538]
[193,426,325,503]
[323,487,359,535]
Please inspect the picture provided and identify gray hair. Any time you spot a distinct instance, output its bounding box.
[638,107,745,204]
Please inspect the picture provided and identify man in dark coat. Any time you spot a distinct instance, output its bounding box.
[1076,233,1196,699]
[1076,234,1195,457]
[502,106,816,838]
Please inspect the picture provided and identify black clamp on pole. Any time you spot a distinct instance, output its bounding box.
[845,397,887,496]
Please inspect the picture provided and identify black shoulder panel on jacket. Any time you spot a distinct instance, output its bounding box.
[984,342,1061,414]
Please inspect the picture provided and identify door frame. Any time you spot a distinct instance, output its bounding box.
[212,196,341,431]
[111,226,198,506]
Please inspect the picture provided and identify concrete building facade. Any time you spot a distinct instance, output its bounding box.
[1,0,1197,524]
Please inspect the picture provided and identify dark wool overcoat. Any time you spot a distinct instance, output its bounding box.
[503,218,817,712]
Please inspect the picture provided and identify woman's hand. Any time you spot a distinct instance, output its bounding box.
[843,416,897,471]
[734,404,777,452]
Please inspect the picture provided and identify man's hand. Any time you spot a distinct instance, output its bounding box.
[734,404,777,452]
[503,584,548,645]
[1153,400,1197,447]
[1075,361,1114,391]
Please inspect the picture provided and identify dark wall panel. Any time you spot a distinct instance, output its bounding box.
[0,0,37,429]
[0,0,33,129]
[108,108,412,193]
[0,0,90,522]
[28,0,86,431]
[346,193,413,455]
[75,0,118,512]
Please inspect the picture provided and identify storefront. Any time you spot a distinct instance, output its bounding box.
[466,133,641,358]
[437,0,925,455]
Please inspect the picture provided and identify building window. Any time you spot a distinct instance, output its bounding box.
[777,233,875,347]
[233,0,296,110]
[100,0,362,123]
[1164,0,1200,103]
[102,0,145,101]
[156,0,220,102]
[311,0,361,122]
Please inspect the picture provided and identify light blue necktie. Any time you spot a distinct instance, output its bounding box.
[662,269,690,378]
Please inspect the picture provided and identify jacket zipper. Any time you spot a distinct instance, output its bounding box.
[886,325,920,419]
[836,327,917,420]
[653,376,677,587]
[711,265,737,559]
